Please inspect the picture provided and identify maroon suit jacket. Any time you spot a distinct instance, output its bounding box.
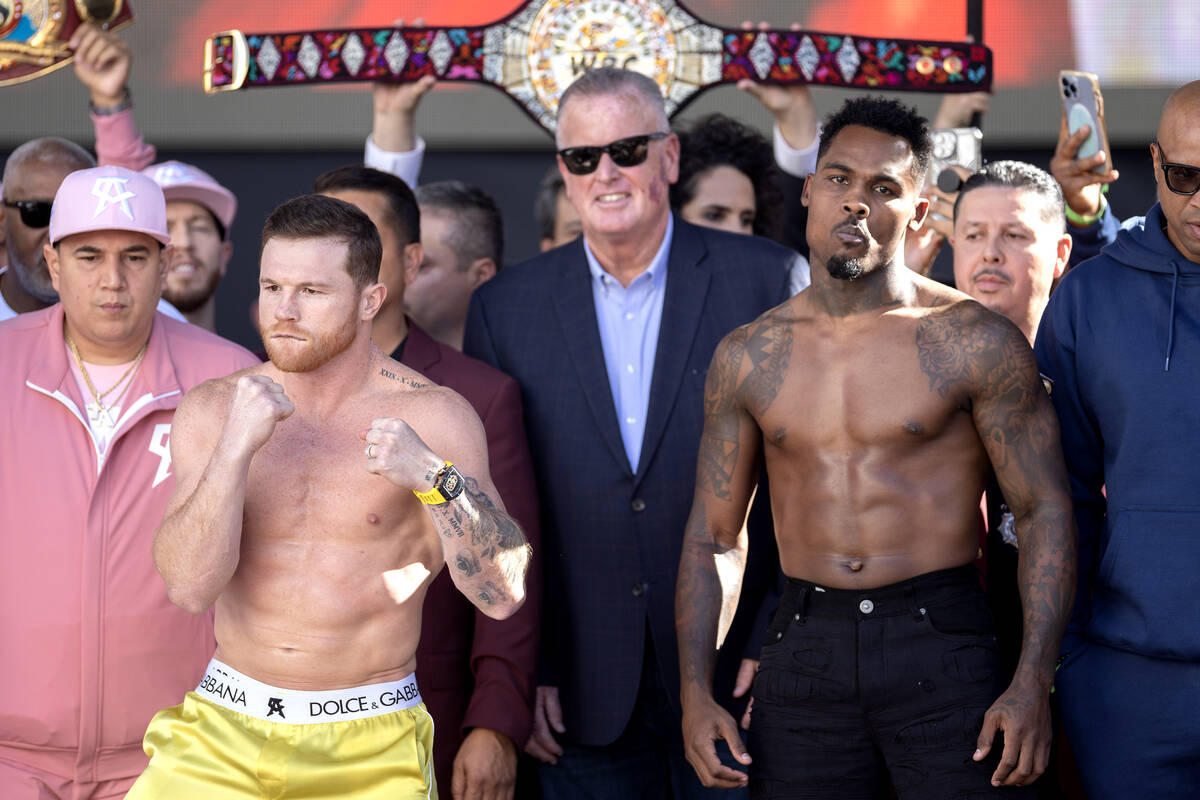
[395,321,542,792]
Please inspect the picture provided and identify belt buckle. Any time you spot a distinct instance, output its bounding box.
[203,29,249,93]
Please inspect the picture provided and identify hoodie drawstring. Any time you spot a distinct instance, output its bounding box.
[1165,261,1179,372]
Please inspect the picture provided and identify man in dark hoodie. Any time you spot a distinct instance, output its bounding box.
[1034,80,1200,799]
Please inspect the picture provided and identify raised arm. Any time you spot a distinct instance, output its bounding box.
[365,387,530,621]
[154,374,293,613]
[922,304,1076,787]
[678,319,786,789]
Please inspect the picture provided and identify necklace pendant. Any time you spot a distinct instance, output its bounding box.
[86,402,115,429]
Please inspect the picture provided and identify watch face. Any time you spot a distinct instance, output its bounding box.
[441,470,462,495]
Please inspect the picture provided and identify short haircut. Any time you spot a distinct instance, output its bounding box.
[555,67,668,145]
[260,194,382,289]
[533,164,565,240]
[313,165,420,247]
[2,137,95,186]
[817,97,932,184]
[953,161,1066,233]
[415,181,504,269]
[672,113,783,238]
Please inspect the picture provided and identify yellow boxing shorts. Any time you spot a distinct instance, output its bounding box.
[125,659,437,800]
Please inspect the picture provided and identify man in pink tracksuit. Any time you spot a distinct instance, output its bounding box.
[0,165,258,799]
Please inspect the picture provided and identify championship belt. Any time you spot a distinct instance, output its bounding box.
[0,0,133,87]
[202,0,992,135]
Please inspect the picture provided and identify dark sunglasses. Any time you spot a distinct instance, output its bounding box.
[2,199,53,228]
[557,132,669,175]
[1154,141,1200,196]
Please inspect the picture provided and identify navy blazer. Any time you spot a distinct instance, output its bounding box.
[464,220,798,746]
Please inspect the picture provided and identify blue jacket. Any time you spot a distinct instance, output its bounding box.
[1035,203,1200,660]
[464,221,797,745]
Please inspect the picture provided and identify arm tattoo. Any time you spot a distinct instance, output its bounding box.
[427,475,530,611]
[696,313,793,500]
[917,302,1076,685]
[676,502,746,692]
[455,550,481,577]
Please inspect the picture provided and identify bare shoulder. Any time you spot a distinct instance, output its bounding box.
[708,300,798,416]
[912,288,1033,399]
[373,354,480,430]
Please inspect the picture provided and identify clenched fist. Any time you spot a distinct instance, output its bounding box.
[221,375,294,456]
[362,417,444,490]
[71,23,132,108]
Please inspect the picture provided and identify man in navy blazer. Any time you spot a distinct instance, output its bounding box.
[464,68,807,798]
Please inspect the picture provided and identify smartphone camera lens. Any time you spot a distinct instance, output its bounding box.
[937,168,964,194]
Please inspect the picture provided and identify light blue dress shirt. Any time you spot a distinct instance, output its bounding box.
[583,215,674,473]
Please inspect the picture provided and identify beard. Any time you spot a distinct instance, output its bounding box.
[826,254,865,281]
[163,267,223,313]
[261,315,358,373]
[11,252,60,305]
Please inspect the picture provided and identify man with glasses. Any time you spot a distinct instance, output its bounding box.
[2,22,184,324]
[464,67,804,798]
[1035,80,1200,799]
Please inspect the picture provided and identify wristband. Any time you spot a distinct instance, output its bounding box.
[1065,195,1106,228]
[89,88,133,116]
[413,461,465,505]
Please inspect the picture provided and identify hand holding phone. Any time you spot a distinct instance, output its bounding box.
[1053,71,1119,221]
[1059,71,1113,176]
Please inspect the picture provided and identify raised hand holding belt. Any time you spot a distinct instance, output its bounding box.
[202,0,992,135]
[0,0,133,87]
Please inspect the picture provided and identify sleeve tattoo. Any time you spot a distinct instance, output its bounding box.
[428,476,530,609]
[916,303,1076,683]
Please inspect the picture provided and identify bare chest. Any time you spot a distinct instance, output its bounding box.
[244,413,413,534]
[758,318,974,453]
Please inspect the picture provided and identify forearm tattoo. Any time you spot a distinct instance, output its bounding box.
[429,476,530,607]
[917,302,1076,682]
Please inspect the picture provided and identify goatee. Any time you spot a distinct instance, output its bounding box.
[827,255,865,281]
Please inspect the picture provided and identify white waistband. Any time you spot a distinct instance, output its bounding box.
[195,658,422,724]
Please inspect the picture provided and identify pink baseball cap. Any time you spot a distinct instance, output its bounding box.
[49,165,170,246]
[143,160,237,232]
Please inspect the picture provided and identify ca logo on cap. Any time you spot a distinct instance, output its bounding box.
[153,163,192,186]
[92,177,137,221]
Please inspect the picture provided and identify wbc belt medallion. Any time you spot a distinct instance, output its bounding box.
[1,0,131,86]
[202,0,992,135]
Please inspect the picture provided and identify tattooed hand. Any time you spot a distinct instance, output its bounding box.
[973,672,1053,786]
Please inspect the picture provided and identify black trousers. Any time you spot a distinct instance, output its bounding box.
[747,565,1035,800]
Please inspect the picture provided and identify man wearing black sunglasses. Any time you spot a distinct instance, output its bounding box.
[464,68,803,799]
[1,138,96,317]
[1035,80,1200,800]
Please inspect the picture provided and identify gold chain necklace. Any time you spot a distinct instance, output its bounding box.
[66,331,148,427]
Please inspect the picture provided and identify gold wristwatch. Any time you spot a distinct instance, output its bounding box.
[413,461,465,505]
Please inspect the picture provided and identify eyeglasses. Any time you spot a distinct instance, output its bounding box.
[1154,141,1200,196]
[557,133,669,175]
[2,199,53,228]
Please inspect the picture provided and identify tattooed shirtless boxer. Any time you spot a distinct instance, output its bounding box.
[127,195,529,800]
[676,98,1075,800]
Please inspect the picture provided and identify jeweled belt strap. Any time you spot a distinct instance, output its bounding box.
[202,0,992,135]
